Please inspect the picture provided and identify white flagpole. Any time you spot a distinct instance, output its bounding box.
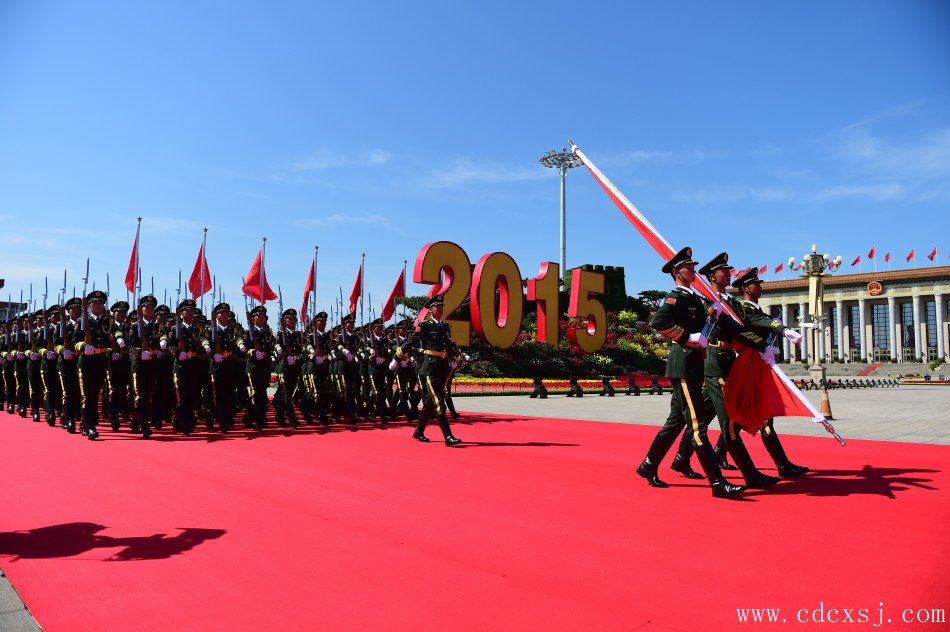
[200,228,208,311]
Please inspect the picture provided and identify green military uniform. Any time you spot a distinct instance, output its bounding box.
[305,312,332,424]
[391,320,418,420]
[201,303,244,433]
[636,246,744,498]
[128,295,163,438]
[732,267,809,478]
[167,299,209,435]
[55,300,82,432]
[27,312,46,422]
[107,302,133,432]
[366,319,393,422]
[273,308,305,428]
[396,294,461,445]
[38,307,63,426]
[335,315,362,423]
[73,290,113,440]
[244,305,275,430]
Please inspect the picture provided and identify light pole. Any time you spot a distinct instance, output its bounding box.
[799,245,841,365]
[540,148,583,281]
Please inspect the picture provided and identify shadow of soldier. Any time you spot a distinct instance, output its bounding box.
[744,465,941,500]
[0,522,226,562]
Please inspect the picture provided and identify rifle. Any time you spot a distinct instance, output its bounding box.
[242,277,257,348]
[210,275,220,353]
[15,289,23,352]
[277,285,288,349]
[176,270,184,354]
[42,278,48,349]
[81,258,91,348]
[60,271,67,352]
[28,284,34,353]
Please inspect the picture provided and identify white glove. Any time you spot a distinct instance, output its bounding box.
[204,344,211,353]
[63,349,74,360]
[709,301,724,317]
[783,329,803,345]
[400,360,408,368]
[463,355,471,362]
[46,351,56,360]
[449,360,458,370]
[111,352,121,361]
[117,338,126,348]
[687,333,708,348]
[389,359,398,370]
[83,344,95,355]
[760,347,776,366]
[287,355,296,365]
[314,355,324,365]
[29,352,39,361]
[16,351,25,359]
[213,353,223,363]
[159,339,168,350]
[375,356,384,365]
[141,350,152,361]
[343,350,353,361]
[178,351,188,361]
[239,344,247,352]
[254,350,265,361]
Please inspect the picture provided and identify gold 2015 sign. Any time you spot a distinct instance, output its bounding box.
[414,241,607,352]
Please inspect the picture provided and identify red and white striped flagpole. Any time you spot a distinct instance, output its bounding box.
[569,140,843,445]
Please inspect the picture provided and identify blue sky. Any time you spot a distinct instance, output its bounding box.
[1,1,948,317]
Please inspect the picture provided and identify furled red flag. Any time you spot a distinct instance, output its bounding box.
[793,262,803,271]
[381,269,406,322]
[884,252,891,262]
[348,263,363,315]
[850,256,861,267]
[906,249,915,262]
[758,264,768,275]
[241,249,277,302]
[300,260,315,322]
[125,229,139,292]
[569,141,843,444]
[187,242,212,299]
[868,245,876,259]
[774,262,784,273]
[927,247,938,261]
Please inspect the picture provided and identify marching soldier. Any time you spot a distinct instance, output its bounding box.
[167,299,209,435]
[201,303,243,433]
[395,294,461,446]
[153,304,175,429]
[107,301,133,431]
[273,308,305,428]
[242,305,275,430]
[670,253,785,488]
[39,306,63,425]
[733,267,810,478]
[390,319,418,420]
[366,318,392,422]
[14,313,30,418]
[27,311,45,422]
[56,298,82,432]
[307,311,332,425]
[635,247,744,497]
[335,314,361,423]
[128,295,162,438]
[73,290,113,440]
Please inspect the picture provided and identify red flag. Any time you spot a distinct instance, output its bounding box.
[868,245,875,259]
[571,143,836,438]
[850,256,861,267]
[348,263,362,315]
[124,230,139,292]
[774,262,784,273]
[300,260,315,322]
[906,249,915,262]
[241,249,277,303]
[187,242,212,299]
[884,252,891,262]
[758,264,768,274]
[381,269,406,322]
[927,247,937,261]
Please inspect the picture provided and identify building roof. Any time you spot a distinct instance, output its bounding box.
[760,265,950,292]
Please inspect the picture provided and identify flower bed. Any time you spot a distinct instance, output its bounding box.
[451,375,672,395]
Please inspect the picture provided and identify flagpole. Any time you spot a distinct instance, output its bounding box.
[359,253,366,327]
[873,245,877,273]
[401,260,407,321]
[260,237,266,306]
[312,245,318,324]
[134,216,142,301]
[200,227,208,312]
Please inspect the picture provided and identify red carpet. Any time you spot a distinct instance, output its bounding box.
[1,411,948,631]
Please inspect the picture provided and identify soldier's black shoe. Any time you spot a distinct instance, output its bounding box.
[636,458,669,488]
[670,455,705,479]
[19,409,27,418]
[141,425,152,438]
[87,428,99,440]
[65,421,75,433]
[744,471,781,488]
[412,432,431,443]
[111,419,120,432]
[289,419,299,428]
[778,463,810,478]
[444,436,462,446]
[32,412,41,423]
[718,459,738,471]
[710,480,745,498]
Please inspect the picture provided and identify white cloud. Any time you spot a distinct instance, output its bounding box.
[427,158,547,188]
[816,184,904,202]
[670,185,790,204]
[297,213,392,227]
[290,148,393,172]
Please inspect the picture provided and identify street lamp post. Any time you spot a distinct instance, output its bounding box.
[798,245,841,366]
[540,148,583,281]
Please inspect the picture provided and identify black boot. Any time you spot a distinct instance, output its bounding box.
[727,436,780,488]
[695,443,744,498]
[670,432,703,478]
[636,457,669,488]
[714,434,737,470]
[438,412,460,445]
[761,430,809,478]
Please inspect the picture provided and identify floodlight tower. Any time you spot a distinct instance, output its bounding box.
[539,148,583,281]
